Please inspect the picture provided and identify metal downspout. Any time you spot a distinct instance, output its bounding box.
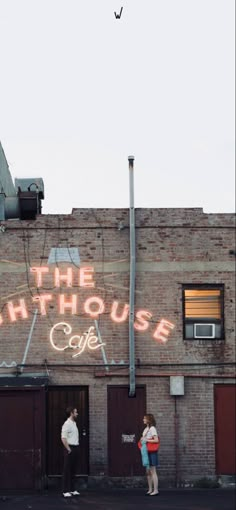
[128,156,136,397]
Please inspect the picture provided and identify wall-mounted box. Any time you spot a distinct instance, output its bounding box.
[170,376,184,396]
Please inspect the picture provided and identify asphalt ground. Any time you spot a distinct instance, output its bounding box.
[0,489,235,510]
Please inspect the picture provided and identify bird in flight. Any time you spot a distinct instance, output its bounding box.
[114,7,123,19]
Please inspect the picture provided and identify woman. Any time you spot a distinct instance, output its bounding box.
[140,413,159,496]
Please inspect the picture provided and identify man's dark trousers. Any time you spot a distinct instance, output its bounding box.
[62,445,79,493]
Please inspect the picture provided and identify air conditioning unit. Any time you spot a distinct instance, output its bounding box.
[194,323,216,339]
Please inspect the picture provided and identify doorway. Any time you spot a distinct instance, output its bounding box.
[46,386,89,476]
[214,384,236,474]
[107,385,146,476]
[0,387,45,490]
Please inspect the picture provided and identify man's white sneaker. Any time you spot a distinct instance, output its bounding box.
[63,492,72,497]
[71,491,80,496]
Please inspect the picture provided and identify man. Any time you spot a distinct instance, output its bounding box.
[61,406,80,498]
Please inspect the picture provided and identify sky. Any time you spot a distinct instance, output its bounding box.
[0,0,235,215]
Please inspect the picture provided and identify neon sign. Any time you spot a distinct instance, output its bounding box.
[50,323,105,358]
[30,266,95,288]
[0,266,175,352]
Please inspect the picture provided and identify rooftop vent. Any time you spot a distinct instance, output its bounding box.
[15,178,44,199]
[15,178,44,220]
[0,143,45,221]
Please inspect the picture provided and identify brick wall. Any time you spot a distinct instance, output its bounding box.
[0,207,235,483]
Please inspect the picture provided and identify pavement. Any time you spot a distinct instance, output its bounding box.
[0,489,235,510]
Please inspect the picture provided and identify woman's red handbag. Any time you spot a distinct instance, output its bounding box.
[138,437,160,452]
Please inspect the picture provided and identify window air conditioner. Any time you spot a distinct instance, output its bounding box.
[194,323,216,339]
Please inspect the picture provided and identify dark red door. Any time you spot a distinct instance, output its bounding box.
[214,384,236,474]
[0,388,45,490]
[46,386,89,476]
[108,385,146,476]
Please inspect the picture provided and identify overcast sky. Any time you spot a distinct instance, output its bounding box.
[0,0,235,214]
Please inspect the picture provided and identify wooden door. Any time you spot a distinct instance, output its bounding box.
[0,388,45,490]
[108,385,146,476]
[214,384,236,474]
[46,386,89,475]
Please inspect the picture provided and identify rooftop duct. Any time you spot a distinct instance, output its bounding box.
[0,142,44,221]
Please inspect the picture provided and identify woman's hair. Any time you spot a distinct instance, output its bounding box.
[144,413,156,426]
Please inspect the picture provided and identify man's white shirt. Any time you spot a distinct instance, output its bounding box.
[61,418,79,445]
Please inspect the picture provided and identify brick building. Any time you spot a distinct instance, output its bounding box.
[0,149,235,490]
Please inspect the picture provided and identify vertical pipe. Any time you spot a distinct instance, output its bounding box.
[175,396,179,487]
[128,156,136,397]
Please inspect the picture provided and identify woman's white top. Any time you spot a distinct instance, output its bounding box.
[142,425,158,439]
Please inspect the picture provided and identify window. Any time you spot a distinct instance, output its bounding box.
[182,285,224,340]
